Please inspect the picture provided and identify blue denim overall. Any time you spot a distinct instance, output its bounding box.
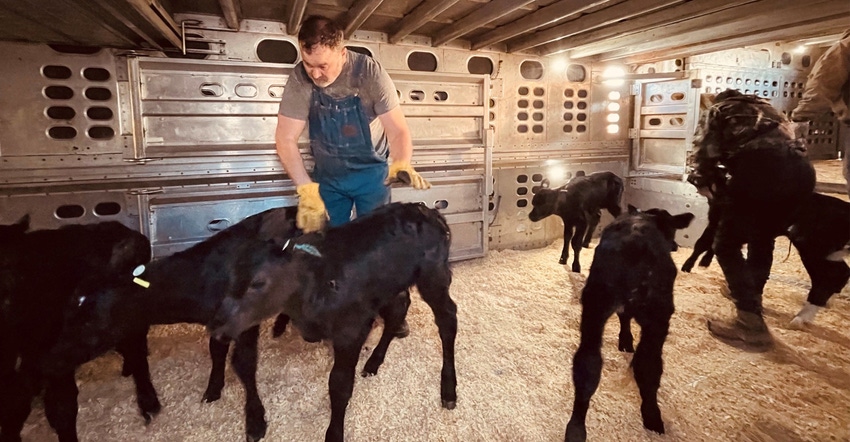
[308,57,389,227]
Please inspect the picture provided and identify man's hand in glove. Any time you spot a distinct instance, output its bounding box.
[386,161,431,189]
[295,182,328,233]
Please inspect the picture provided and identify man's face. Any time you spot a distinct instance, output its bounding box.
[301,45,346,88]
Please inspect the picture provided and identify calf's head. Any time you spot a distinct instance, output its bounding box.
[529,188,560,222]
[627,205,695,252]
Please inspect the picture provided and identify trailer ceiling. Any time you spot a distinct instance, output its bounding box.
[0,0,847,62]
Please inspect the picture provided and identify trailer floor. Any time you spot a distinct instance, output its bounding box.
[20,230,850,441]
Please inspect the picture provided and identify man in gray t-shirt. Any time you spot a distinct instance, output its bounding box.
[275,15,430,233]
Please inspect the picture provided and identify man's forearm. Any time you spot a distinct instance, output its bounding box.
[276,140,312,185]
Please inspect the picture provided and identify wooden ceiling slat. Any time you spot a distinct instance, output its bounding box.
[125,0,182,48]
[431,0,536,47]
[287,0,309,35]
[470,0,612,50]
[343,0,385,37]
[217,0,242,30]
[389,0,461,44]
[506,0,684,53]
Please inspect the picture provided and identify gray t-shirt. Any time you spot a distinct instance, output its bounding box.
[278,50,400,147]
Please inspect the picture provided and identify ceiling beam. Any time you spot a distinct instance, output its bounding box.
[431,0,536,47]
[124,0,181,48]
[537,0,756,56]
[217,0,242,30]
[286,0,308,36]
[389,0,461,44]
[470,0,612,50]
[621,14,850,64]
[506,0,684,53]
[343,0,385,37]
[90,0,162,49]
[570,0,849,60]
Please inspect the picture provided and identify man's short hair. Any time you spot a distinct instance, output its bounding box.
[298,16,344,54]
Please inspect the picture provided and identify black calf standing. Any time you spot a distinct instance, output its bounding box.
[211,202,457,442]
[565,206,694,442]
[46,207,298,442]
[528,171,623,272]
[0,220,152,442]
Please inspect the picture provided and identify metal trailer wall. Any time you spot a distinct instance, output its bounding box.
[0,14,841,257]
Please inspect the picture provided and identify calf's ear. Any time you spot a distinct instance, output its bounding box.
[627,204,640,215]
[672,212,696,229]
[541,178,550,189]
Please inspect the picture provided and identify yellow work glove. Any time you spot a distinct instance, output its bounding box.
[295,183,328,233]
[386,161,431,189]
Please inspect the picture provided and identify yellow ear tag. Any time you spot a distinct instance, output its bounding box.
[132,265,150,288]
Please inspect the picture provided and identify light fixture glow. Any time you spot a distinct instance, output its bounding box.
[606,124,620,134]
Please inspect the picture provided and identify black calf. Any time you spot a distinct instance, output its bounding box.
[565,205,694,442]
[0,220,151,442]
[528,171,623,272]
[46,207,298,442]
[211,202,457,442]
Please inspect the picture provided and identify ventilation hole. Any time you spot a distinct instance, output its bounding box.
[467,56,493,75]
[56,204,85,219]
[86,107,112,120]
[531,185,542,194]
[47,106,76,120]
[649,117,662,126]
[489,202,495,211]
[235,83,258,98]
[577,90,588,98]
[207,219,232,232]
[531,173,543,182]
[802,55,811,68]
[408,51,437,72]
[577,101,587,110]
[45,86,74,100]
[563,124,573,133]
[346,46,372,57]
[564,101,574,109]
[94,202,121,216]
[518,86,529,95]
[649,94,663,103]
[517,174,528,183]
[532,113,543,121]
[735,78,743,85]
[84,87,112,101]
[43,65,72,79]
[566,64,586,82]
[564,89,574,98]
[518,112,528,121]
[434,200,449,209]
[489,99,496,107]
[489,112,495,121]
[671,92,685,101]
[516,199,528,208]
[48,126,77,139]
[532,100,544,109]
[563,113,573,121]
[88,126,114,139]
[577,113,587,122]
[533,87,545,96]
[410,90,425,101]
[200,83,223,97]
[577,125,587,133]
[268,85,286,98]
[434,91,448,101]
[532,125,544,134]
[48,44,100,55]
[518,99,528,108]
[772,81,778,87]
[518,125,528,133]
[517,187,528,195]
[670,117,684,126]
[520,60,543,80]
[83,67,110,82]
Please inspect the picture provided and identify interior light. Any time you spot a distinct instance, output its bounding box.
[608,91,621,100]
[551,57,568,71]
[607,102,620,112]
[606,114,620,123]
[602,66,626,86]
[606,124,619,134]
[547,165,567,183]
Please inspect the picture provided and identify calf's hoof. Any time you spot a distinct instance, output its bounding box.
[138,394,162,422]
[441,399,456,410]
[558,257,567,265]
[202,387,222,403]
[564,421,586,442]
[641,404,665,434]
[707,311,773,351]
[680,261,694,273]
[393,320,411,339]
[617,340,635,353]
[571,263,581,273]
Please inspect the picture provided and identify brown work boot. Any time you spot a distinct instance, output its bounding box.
[708,310,773,350]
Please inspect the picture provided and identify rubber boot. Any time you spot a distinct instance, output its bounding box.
[707,310,773,350]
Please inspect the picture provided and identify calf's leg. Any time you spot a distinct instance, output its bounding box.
[271,313,290,338]
[417,266,458,410]
[631,312,671,434]
[559,224,574,265]
[231,326,266,442]
[565,297,609,442]
[43,371,79,442]
[202,336,229,402]
[115,329,161,421]
[326,319,373,442]
[362,290,411,376]
[616,311,634,353]
[570,220,587,273]
[582,211,601,248]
